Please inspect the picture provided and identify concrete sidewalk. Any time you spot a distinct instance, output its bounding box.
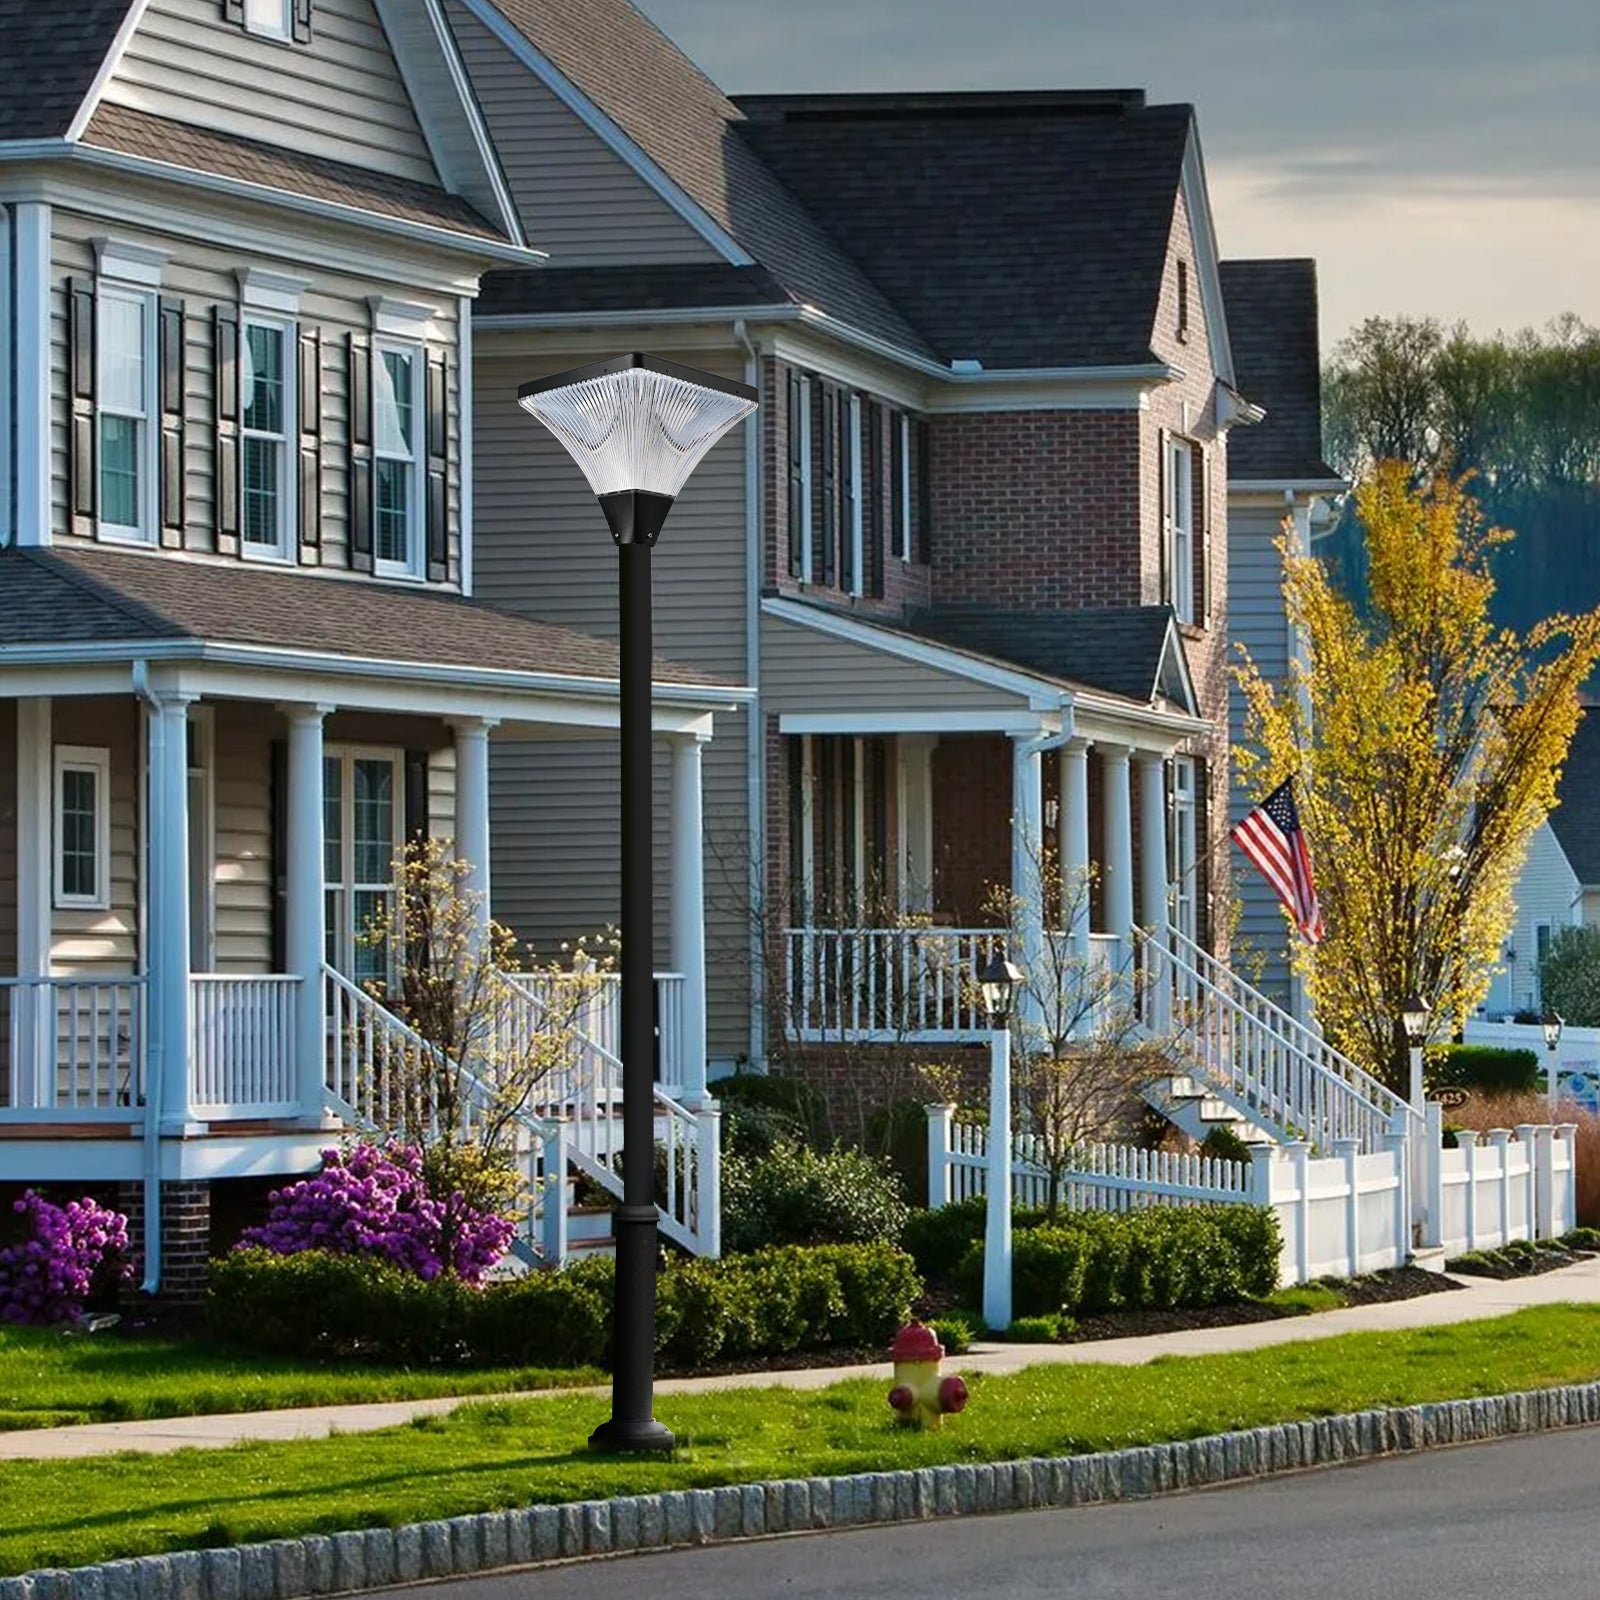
[5,1257,1599,1462]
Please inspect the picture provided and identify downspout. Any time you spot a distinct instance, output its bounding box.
[734,317,765,1067]
[130,659,161,1295]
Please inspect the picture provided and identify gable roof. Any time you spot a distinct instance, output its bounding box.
[1219,259,1342,485]
[735,92,1194,370]
[1549,710,1600,886]
[905,604,1197,712]
[0,0,133,141]
[476,262,790,317]
[464,0,931,355]
[0,546,728,691]
[82,104,507,242]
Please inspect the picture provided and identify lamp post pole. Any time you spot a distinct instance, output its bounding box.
[983,1016,1012,1334]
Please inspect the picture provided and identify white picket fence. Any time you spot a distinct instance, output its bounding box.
[928,1105,1579,1287]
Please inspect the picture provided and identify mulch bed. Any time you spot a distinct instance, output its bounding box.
[1444,1245,1595,1280]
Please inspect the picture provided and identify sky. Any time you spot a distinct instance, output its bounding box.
[635,0,1600,354]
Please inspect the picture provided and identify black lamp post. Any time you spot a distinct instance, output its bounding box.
[518,354,757,1452]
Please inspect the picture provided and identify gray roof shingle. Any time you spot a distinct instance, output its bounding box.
[0,0,133,140]
[477,263,790,316]
[1549,711,1600,886]
[0,546,728,689]
[906,604,1185,704]
[735,92,1193,369]
[82,104,508,242]
[1218,259,1340,483]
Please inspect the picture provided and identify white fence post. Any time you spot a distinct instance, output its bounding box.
[1558,1124,1579,1233]
[1287,1140,1311,1286]
[1384,1115,1410,1267]
[541,1116,569,1266]
[1335,1137,1361,1278]
[696,1102,722,1258]
[1533,1124,1556,1239]
[1459,1130,1480,1251]
[927,1102,954,1208]
[1248,1145,1282,1286]
[1422,1100,1444,1248]
[1488,1128,1512,1248]
[1516,1124,1539,1241]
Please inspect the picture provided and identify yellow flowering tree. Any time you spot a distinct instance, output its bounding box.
[1236,464,1600,1088]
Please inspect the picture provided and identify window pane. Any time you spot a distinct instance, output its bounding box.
[242,436,281,547]
[325,888,343,968]
[353,759,394,884]
[60,768,98,899]
[100,416,141,527]
[100,296,146,413]
[242,324,284,434]
[375,350,414,457]
[353,890,390,985]
[375,458,410,565]
[323,756,342,882]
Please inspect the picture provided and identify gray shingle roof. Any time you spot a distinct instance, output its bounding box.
[472,0,932,356]
[0,0,133,141]
[1218,259,1340,484]
[735,92,1193,370]
[82,104,508,242]
[0,546,727,689]
[1549,711,1600,886]
[906,604,1187,704]
[477,263,790,316]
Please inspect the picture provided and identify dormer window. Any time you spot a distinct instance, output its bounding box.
[228,0,312,44]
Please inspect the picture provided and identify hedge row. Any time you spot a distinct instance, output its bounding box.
[1425,1044,1540,1095]
[953,1205,1281,1319]
[207,1241,921,1371]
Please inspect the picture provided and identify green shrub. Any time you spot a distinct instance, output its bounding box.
[1198,1126,1254,1166]
[1426,1044,1539,1095]
[1004,1314,1064,1343]
[926,1315,974,1355]
[957,1205,1281,1319]
[1562,1226,1600,1250]
[900,1197,1054,1280]
[207,1241,920,1370]
[864,1097,933,1207]
[721,1142,910,1254]
[711,1072,828,1144]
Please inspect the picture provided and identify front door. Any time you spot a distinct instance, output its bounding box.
[1169,756,1198,944]
[323,748,403,986]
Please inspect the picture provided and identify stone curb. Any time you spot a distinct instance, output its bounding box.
[8,1380,1600,1600]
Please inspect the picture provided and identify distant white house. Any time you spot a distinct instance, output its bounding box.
[1482,709,1600,1017]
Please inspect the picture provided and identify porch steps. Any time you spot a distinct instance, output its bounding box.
[1144,1073,1274,1148]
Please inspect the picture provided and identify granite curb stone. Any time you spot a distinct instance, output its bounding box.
[18,1380,1600,1600]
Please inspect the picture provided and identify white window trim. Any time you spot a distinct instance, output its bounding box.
[324,745,404,977]
[1168,437,1195,625]
[796,378,814,584]
[896,412,912,562]
[1169,755,1197,943]
[95,281,159,546]
[243,0,294,41]
[847,392,864,597]
[239,312,298,562]
[54,744,111,912]
[373,340,425,581]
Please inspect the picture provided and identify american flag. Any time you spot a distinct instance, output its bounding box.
[1232,777,1324,943]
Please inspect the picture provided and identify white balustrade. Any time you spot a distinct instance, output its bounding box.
[0,976,144,1115]
[188,975,299,1116]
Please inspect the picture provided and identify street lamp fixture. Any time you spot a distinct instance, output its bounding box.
[518,354,757,1454]
[976,950,1025,1333]
[978,953,1026,1026]
[1400,992,1431,1047]
[1543,1006,1565,1115]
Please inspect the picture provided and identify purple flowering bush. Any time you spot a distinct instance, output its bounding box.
[0,1191,131,1326]
[239,1142,514,1284]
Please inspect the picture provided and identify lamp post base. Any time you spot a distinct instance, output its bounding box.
[588,1417,677,1453]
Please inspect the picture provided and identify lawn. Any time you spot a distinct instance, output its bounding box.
[0,1327,603,1432]
[5,1303,1600,1576]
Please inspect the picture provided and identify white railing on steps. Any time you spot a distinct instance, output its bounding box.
[1136,925,1411,1154]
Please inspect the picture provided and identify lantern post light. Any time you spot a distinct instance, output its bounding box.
[1401,992,1431,1111]
[1543,1006,1565,1116]
[977,952,1025,1334]
[518,354,757,1452]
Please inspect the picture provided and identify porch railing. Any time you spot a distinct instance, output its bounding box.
[0,976,144,1113]
[188,975,299,1117]
[505,971,687,1089]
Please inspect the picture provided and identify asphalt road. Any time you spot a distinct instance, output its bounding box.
[393,1426,1600,1600]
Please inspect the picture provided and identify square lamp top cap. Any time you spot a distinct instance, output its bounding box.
[518,353,758,503]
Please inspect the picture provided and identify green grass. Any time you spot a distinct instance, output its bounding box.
[1261,1283,1347,1315]
[5,1304,1600,1576]
[0,1326,603,1431]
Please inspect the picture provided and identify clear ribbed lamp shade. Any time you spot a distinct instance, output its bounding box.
[518,354,758,502]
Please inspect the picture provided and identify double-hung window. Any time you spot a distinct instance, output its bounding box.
[1168,756,1197,944]
[54,746,111,911]
[243,0,293,38]
[1166,435,1195,624]
[373,345,422,579]
[324,749,401,987]
[240,317,294,559]
[97,287,158,543]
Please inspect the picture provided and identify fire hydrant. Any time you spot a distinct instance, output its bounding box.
[886,1321,969,1430]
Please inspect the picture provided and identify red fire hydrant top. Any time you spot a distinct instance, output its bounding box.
[889,1321,944,1362]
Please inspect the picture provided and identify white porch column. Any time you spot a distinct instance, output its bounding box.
[450,717,498,944]
[670,730,709,1105]
[898,735,937,914]
[285,704,331,1126]
[149,692,195,1130]
[1137,752,1169,936]
[1058,739,1091,963]
[14,698,52,1106]
[1100,744,1134,942]
[1010,735,1045,1018]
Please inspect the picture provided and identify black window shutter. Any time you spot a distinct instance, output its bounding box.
[840,397,857,595]
[866,401,884,598]
[213,303,241,556]
[817,737,837,923]
[291,0,313,43]
[787,738,806,922]
[297,327,322,564]
[347,332,374,573]
[786,369,804,578]
[890,412,906,563]
[268,737,288,972]
[819,384,837,587]
[914,418,932,564]
[158,297,186,549]
[425,348,449,583]
[67,279,97,535]
[221,0,245,22]
[404,750,429,844]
